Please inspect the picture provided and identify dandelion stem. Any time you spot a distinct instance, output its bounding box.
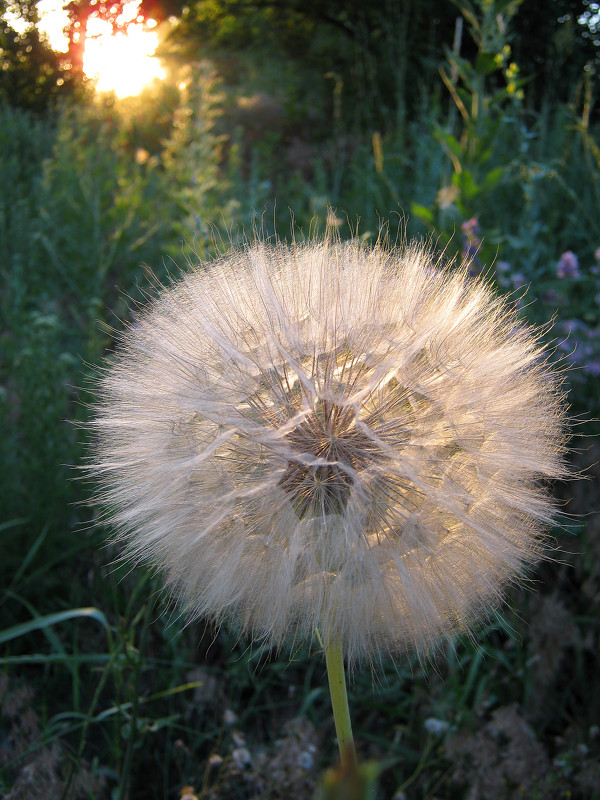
[324,635,356,768]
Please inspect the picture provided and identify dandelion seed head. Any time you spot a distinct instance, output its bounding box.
[89,239,568,664]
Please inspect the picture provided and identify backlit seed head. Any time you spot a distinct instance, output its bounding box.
[278,399,383,518]
[88,238,569,664]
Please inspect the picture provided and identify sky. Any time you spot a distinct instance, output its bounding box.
[37,0,70,50]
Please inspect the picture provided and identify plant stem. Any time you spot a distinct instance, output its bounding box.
[324,635,356,768]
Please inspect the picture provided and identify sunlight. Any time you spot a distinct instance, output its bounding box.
[84,14,166,98]
[36,0,70,51]
[37,0,165,97]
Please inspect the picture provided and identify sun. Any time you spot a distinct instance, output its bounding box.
[37,0,165,98]
[83,3,165,97]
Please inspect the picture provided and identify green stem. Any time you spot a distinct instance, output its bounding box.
[324,635,356,768]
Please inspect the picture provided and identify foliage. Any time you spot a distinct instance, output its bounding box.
[162,0,457,131]
[511,0,600,102]
[4,0,600,114]
[158,0,600,124]
[0,18,76,110]
[0,99,175,583]
[1,2,600,797]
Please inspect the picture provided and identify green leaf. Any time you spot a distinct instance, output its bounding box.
[0,653,111,666]
[482,166,505,191]
[494,0,525,14]
[434,128,464,159]
[0,607,110,645]
[9,524,49,589]
[410,203,434,224]
[476,51,499,76]
[453,169,479,200]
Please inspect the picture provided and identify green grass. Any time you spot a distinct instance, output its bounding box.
[1,46,599,799]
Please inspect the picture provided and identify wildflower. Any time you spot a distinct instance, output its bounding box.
[223,709,237,726]
[556,251,580,279]
[89,239,568,666]
[436,184,459,209]
[461,218,480,240]
[231,747,252,769]
[424,718,450,736]
[511,272,528,289]
[298,750,314,770]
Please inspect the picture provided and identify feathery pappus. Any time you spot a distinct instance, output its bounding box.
[88,238,568,664]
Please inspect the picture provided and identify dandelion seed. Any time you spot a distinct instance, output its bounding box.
[89,237,568,669]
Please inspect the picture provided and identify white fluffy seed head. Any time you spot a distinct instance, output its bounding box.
[88,238,569,664]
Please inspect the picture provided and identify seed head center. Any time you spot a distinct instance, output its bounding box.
[278,400,378,519]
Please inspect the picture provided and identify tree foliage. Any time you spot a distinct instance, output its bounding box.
[2,0,600,115]
[510,0,600,102]
[157,0,600,120]
[0,12,75,110]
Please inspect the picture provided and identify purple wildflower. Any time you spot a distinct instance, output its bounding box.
[461,218,480,239]
[556,251,580,279]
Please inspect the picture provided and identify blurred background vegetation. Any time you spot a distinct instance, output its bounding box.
[1,0,599,798]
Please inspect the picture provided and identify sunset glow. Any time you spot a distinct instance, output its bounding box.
[83,13,165,97]
[37,0,165,97]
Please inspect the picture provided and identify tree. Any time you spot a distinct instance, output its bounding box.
[0,2,76,110]
[511,0,600,103]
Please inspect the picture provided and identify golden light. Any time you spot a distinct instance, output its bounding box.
[37,0,165,98]
[37,0,70,52]
[84,6,166,98]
